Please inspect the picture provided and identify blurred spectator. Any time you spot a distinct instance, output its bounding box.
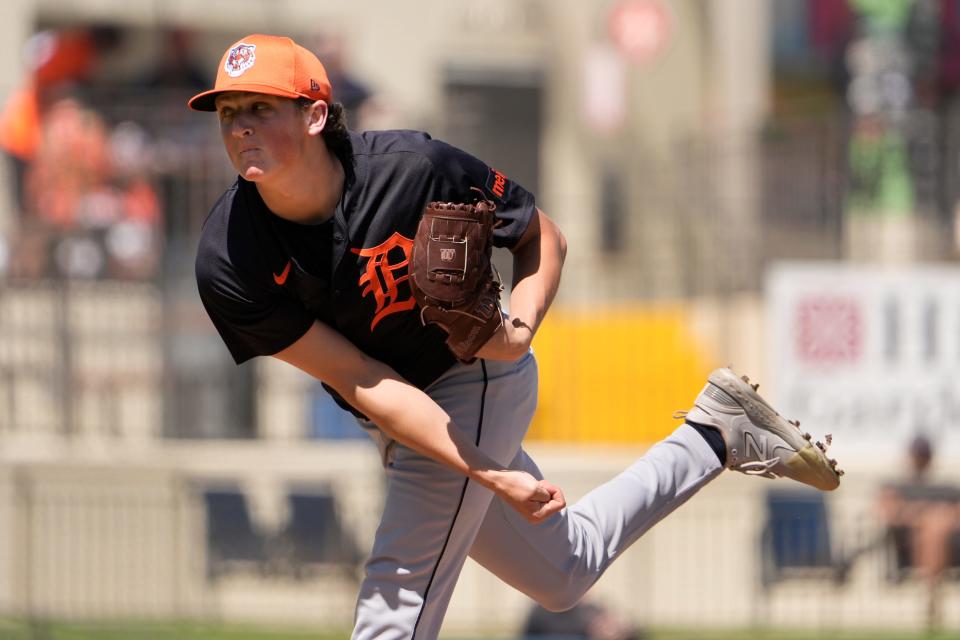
[24,99,161,280]
[0,25,121,159]
[523,600,645,640]
[876,433,960,631]
[0,27,105,211]
[0,25,161,281]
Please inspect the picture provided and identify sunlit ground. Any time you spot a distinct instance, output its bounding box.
[0,619,955,640]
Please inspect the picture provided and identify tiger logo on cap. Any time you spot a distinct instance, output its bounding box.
[224,43,256,77]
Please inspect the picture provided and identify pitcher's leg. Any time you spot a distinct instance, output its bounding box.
[353,451,499,639]
[353,355,538,639]
[469,365,841,612]
[469,423,722,611]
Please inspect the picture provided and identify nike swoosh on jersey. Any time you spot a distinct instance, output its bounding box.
[273,259,292,286]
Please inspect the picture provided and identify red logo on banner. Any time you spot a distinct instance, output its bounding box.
[795,297,862,364]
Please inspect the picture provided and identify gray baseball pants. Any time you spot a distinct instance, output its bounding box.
[352,351,723,639]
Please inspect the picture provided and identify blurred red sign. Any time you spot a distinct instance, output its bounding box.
[607,0,671,66]
[795,296,863,364]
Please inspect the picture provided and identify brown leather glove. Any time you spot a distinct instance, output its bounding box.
[409,197,504,362]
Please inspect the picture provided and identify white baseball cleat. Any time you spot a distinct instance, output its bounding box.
[677,367,842,491]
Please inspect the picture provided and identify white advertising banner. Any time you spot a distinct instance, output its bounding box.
[767,263,960,462]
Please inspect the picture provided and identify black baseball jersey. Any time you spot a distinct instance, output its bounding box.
[195,129,536,395]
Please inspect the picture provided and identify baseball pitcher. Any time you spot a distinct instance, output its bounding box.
[190,34,842,640]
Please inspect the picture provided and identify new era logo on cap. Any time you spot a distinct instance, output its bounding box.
[311,79,321,92]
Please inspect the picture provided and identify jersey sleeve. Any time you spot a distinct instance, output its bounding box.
[423,139,537,249]
[196,259,315,364]
[195,195,315,365]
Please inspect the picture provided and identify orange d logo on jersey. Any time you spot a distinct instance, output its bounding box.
[351,232,416,330]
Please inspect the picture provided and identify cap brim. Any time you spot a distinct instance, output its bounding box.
[187,83,305,111]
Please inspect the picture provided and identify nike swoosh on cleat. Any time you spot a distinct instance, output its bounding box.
[273,259,292,286]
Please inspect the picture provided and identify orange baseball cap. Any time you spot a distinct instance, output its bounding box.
[188,34,333,111]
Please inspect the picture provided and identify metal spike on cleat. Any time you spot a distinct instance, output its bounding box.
[825,434,833,446]
[751,383,759,391]
[802,432,812,441]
